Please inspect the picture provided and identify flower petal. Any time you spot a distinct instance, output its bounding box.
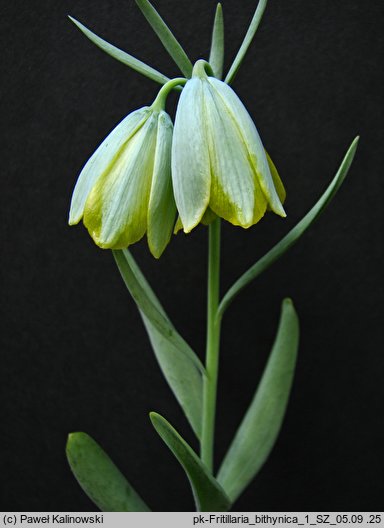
[266,150,286,206]
[172,79,211,233]
[69,108,150,225]
[83,114,158,248]
[147,111,176,258]
[208,78,286,217]
[201,207,217,226]
[173,215,183,235]
[204,81,263,227]
[173,207,217,235]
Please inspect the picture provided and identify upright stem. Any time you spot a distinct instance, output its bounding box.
[201,218,221,472]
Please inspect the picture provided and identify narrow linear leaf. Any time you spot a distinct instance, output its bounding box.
[217,298,299,502]
[68,16,170,85]
[150,412,231,512]
[209,3,225,79]
[66,432,150,512]
[218,137,359,318]
[135,0,193,77]
[113,249,203,438]
[113,249,204,374]
[224,0,267,84]
[120,249,202,438]
[119,247,168,315]
[142,321,203,439]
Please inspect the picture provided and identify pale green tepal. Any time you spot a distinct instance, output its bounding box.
[172,60,286,233]
[69,103,176,258]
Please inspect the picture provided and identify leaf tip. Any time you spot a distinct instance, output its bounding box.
[66,432,81,463]
[281,298,299,326]
[149,411,161,424]
[68,15,78,25]
[345,136,360,161]
[149,412,171,435]
[66,431,77,446]
[282,297,293,307]
[68,16,84,32]
[66,431,88,450]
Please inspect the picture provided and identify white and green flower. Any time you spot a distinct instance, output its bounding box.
[171,60,286,233]
[69,105,176,258]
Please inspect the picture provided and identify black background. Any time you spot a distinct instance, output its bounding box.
[2,0,383,513]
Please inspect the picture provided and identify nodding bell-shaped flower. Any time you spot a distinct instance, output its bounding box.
[172,60,286,233]
[68,80,184,258]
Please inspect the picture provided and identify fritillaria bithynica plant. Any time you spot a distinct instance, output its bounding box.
[65,0,358,512]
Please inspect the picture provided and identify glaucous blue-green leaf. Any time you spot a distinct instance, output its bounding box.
[150,413,231,512]
[217,298,299,502]
[135,0,193,77]
[209,3,224,79]
[113,249,203,438]
[127,248,203,438]
[66,432,150,512]
[225,0,268,85]
[68,16,170,85]
[218,137,359,318]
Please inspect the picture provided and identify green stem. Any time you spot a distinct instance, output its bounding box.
[151,77,187,111]
[201,218,221,472]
